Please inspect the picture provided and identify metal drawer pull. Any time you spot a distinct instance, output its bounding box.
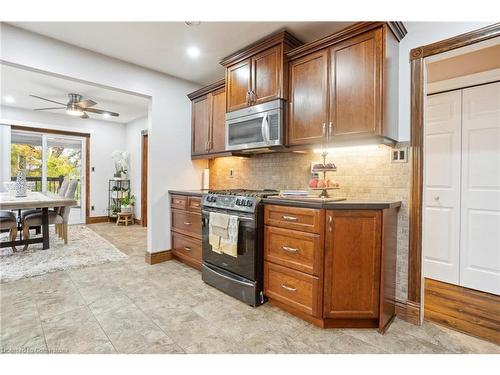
[183,246,191,251]
[282,215,298,222]
[183,222,192,226]
[281,284,297,292]
[282,246,299,253]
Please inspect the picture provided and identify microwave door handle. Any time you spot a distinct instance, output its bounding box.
[261,113,269,143]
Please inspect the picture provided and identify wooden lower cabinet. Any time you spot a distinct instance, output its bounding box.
[170,193,202,270]
[263,204,398,332]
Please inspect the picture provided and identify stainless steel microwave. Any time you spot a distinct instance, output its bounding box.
[225,99,285,151]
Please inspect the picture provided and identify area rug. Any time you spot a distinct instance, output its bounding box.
[0,225,128,283]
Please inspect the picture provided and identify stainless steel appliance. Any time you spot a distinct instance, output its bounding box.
[201,189,279,306]
[225,99,285,151]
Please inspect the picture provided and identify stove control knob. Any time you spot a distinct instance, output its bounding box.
[246,200,253,207]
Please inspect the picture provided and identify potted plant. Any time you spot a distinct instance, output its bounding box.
[119,195,136,214]
[112,150,129,179]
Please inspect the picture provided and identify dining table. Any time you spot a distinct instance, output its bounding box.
[0,191,77,250]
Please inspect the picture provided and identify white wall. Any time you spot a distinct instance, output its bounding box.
[0,106,128,217]
[398,22,491,141]
[124,116,147,220]
[0,23,205,253]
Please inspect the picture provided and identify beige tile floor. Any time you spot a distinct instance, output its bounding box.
[1,223,499,354]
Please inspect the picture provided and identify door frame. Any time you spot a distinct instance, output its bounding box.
[141,130,148,227]
[407,23,500,323]
[11,125,91,224]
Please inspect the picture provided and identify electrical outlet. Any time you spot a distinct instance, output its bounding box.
[391,147,408,163]
[229,168,234,178]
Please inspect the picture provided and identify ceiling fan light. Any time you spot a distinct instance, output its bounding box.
[66,103,83,116]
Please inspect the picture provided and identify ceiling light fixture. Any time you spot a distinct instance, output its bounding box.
[4,95,15,104]
[66,103,84,116]
[103,113,110,118]
[187,46,200,58]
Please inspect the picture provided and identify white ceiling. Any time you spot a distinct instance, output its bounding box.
[10,22,355,85]
[1,64,150,123]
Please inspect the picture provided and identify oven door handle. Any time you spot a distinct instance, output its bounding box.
[202,210,255,222]
[203,264,255,287]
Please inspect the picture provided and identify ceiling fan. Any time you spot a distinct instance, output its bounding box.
[30,93,119,119]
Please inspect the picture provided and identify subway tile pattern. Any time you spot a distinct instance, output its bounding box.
[209,143,410,301]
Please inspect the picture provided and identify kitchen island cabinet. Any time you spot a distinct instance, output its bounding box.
[263,199,400,332]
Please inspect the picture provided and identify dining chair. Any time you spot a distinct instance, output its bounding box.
[0,210,18,252]
[22,179,77,250]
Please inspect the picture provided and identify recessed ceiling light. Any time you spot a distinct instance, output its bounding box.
[4,95,15,104]
[185,21,201,27]
[103,113,110,118]
[187,46,200,58]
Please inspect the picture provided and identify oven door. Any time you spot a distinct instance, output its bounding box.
[202,208,257,281]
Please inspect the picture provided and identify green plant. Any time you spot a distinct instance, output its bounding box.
[120,194,136,207]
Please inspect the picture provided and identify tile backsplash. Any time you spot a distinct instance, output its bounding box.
[209,142,410,301]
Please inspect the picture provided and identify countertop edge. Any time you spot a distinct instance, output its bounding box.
[262,198,402,210]
[168,190,208,197]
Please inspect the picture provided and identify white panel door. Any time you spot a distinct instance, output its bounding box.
[423,90,462,284]
[460,82,500,295]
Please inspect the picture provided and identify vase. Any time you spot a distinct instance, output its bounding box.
[15,169,28,197]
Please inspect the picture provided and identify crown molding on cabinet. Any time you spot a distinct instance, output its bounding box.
[187,79,225,100]
[286,22,406,61]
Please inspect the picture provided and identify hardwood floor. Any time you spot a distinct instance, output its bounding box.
[424,278,500,344]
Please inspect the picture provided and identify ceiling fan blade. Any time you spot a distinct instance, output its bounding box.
[34,107,66,111]
[80,112,89,119]
[29,94,66,106]
[84,107,119,117]
[76,99,97,108]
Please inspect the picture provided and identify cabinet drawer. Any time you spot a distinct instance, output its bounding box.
[265,226,322,275]
[264,204,323,234]
[187,196,202,212]
[171,232,202,265]
[171,195,187,210]
[171,209,202,239]
[264,262,320,317]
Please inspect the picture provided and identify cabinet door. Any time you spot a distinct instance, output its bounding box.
[210,88,227,153]
[329,28,382,137]
[324,210,381,319]
[288,49,329,146]
[252,45,281,105]
[226,58,251,112]
[460,82,500,295]
[192,95,211,155]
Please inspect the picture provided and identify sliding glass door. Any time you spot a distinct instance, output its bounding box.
[11,130,86,224]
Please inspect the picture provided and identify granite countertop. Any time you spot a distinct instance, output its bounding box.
[168,189,209,197]
[262,196,401,210]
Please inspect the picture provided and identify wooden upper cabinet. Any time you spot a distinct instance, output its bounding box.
[288,50,329,146]
[329,27,382,137]
[323,210,382,319]
[210,87,226,154]
[188,80,226,158]
[226,59,251,112]
[252,45,281,105]
[191,96,211,155]
[286,23,403,145]
[221,31,303,113]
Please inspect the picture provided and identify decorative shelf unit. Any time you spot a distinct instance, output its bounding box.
[108,179,130,220]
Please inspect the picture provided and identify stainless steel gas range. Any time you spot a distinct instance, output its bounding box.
[201,189,279,306]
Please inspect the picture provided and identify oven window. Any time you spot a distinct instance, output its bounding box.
[228,117,264,146]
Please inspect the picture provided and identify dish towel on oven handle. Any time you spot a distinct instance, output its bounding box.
[208,212,239,257]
